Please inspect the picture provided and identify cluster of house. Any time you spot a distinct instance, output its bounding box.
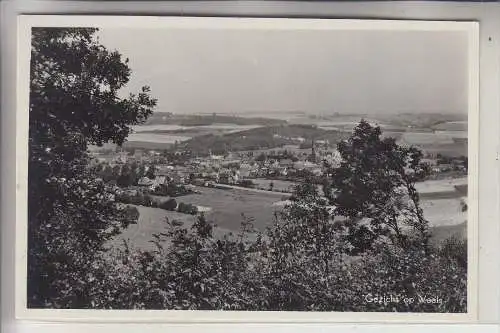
[123,147,344,191]
[272,134,331,146]
[136,164,192,191]
[95,142,465,196]
[94,148,167,165]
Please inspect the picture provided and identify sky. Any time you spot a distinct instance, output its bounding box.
[97,27,469,116]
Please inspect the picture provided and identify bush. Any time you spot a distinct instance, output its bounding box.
[123,206,140,222]
[159,198,177,211]
[153,183,192,197]
[438,236,467,269]
[94,168,466,312]
[86,217,466,312]
[177,202,198,215]
[238,179,255,188]
[344,247,467,312]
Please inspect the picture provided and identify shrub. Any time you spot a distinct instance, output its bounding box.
[238,179,255,188]
[438,236,467,269]
[91,167,466,312]
[177,202,198,215]
[87,216,466,312]
[153,183,192,197]
[160,198,177,211]
[123,205,140,222]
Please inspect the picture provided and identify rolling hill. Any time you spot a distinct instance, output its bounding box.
[179,124,350,155]
[143,113,287,127]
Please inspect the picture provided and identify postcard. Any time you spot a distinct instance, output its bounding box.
[15,15,479,323]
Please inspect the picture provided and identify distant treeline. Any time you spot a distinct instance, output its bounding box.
[116,191,198,215]
[180,124,349,156]
[143,113,288,127]
[142,112,467,132]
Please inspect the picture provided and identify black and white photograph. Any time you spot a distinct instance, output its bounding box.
[17,16,478,318]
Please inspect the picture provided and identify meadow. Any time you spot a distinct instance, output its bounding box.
[179,187,285,231]
[107,204,235,251]
[111,177,468,251]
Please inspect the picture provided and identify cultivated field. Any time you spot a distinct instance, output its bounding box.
[175,178,466,231]
[107,205,234,251]
[179,187,286,231]
[415,177,467,194]
[127,133,191,144]
[421,198,467,226]
[110,176,468,251]
[126,120,468,159]
[106,205,195,251]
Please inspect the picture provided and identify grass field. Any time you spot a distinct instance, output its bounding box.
[171,183,466,232]
[110,176,468,251]
[179,187,286,231]
[127,133,191,144]
[421,198,467,226]
[106,205,196,251]
[429,222,467,245]
[107,205,234,251]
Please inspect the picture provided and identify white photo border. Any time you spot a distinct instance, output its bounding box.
[14,15,480,323]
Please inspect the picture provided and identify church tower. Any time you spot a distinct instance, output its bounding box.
[311,137,316,160]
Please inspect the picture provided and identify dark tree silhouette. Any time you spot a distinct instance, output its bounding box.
[325,120,430,253]
[28,27,156,307]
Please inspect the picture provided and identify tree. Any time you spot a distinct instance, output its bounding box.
[267,181,347,278]
[28,28,157,307]
[255,153,267,162]
[160,198,178,211]
[260,181,351,310]
[117,163,134,187]
[325,120,429,253]
[123,205,140,221]
[177,202,198,215]
[145,164,156,179]
[101,165,115,182]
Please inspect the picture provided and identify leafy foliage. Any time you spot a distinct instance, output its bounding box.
[159,198,178,211]
[177,202,199,215]
[83,193,466,312]
[28,28,157,307]
[91,161,155,187]
[439,236,467,269]
[153,183,193,197]
[325,120,431,253]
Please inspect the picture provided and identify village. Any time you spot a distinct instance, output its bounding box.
[90,135,468,209]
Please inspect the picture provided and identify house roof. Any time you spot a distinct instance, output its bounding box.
[138,177,154,185]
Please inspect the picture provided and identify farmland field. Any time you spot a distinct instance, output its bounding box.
[127,133,191,144]
[399,131,466,145]
[178,187,286,231]
[421,198,467,226]
[170,181,466,231]
[124,119,468,159]
[107,205,234,251]
[429,222,467,245]
[110,176,468,251]
[420,144,467,157]
[431,121,468,131]
[415,177,467,194]
[106,205,196,251]
[128,123,264,145]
